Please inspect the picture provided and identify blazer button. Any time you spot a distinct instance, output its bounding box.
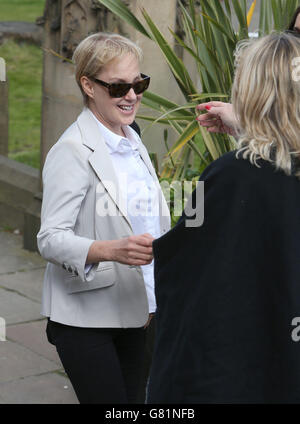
[68,266,73,273]
[62,263,67,270]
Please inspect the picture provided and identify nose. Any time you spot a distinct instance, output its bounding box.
[124,87,137,101]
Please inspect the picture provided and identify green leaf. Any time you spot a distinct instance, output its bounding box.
[169,121,200,155]
[141,7,197,96]
[142,91,192,117]
[137,115,194,124]
[97,0,151,38]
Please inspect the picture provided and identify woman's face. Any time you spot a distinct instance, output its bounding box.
[294,13,300,32]
[88,53,143,136]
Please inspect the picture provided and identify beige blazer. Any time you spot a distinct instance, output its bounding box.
[37,108,170,328]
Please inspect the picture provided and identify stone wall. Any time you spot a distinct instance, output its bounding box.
[0,155,40,250]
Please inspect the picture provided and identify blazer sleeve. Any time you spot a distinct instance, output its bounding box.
[37,138,97,283]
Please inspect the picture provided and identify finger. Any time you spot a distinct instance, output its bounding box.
[141,233,155,241]
[132,246,154,257]
[197,117,219,126]
[129,253,153,262]
[135,236,154,247]
[207,126,225,133]
[129,257,153,266]
[196,101,226,110]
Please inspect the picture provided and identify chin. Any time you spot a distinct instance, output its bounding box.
[122,116,136,126]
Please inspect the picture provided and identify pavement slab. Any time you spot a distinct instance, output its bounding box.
[0,286,42,325]
[0,340,59,384]
[6,320,61,366]
[0,372,78,404]
[0,229,77,403]
[0,267,45,302]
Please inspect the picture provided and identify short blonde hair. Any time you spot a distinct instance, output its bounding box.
[232,32,300,178]
[72,32,143,105]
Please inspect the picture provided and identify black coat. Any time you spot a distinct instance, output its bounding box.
[148,151,300,404]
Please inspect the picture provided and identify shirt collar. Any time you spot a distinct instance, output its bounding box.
[90,110,140,154]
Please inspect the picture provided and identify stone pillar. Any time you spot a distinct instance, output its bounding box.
[39,0,122,167]
[0,57,8,157]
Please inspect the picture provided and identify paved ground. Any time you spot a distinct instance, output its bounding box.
[0,228,78,404]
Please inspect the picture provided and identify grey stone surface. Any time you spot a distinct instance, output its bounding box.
[0,267,45,302]
[0,21,44,46]
[0,155,40,236]
[7,320,61,366]
[0,287,42,324]
[0,373,78,404]
[0,230,44,274]
[0,340,59,384]
[0,229,77,403]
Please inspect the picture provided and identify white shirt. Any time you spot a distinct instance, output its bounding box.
[91,114,162,313]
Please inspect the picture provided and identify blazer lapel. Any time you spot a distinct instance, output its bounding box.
[77,109,132,228]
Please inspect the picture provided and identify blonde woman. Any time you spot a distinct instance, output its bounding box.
[37,32,170,404]
[148,32,300,403]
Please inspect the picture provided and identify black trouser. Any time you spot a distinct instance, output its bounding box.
[46,319,154,404]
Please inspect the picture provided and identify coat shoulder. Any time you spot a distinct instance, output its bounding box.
[46,121,91,163]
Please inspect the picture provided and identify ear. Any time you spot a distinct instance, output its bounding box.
[80,76,94,100]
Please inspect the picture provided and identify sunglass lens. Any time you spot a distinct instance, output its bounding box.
[110,83,131,98]
[134,78,150,94]
[108,77,150,97]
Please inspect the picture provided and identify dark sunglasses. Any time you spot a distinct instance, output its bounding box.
[91,73,150,98]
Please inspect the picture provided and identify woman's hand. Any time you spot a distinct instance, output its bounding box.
[144,313,154,329]
[87,233,154,266]
[109,233,154,266]
[196,101,238,137]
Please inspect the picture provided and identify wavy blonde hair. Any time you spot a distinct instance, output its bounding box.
[232,32,300,177]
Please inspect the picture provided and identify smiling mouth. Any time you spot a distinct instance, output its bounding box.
[117,105,135,111]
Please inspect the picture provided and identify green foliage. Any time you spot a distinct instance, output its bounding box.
[0,40,43,169]
[10,149,40,169]
[0,0,45,22]
[0,0,45,169]
[259,0,298,34]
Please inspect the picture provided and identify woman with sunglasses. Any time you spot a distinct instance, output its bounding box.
[37,32,170,404]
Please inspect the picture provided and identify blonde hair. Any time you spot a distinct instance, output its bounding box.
[72,32,143,105]
[232,32,300,178]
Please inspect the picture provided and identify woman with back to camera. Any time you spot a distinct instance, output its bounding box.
[37,32,170,404]
[147,32,300,403]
